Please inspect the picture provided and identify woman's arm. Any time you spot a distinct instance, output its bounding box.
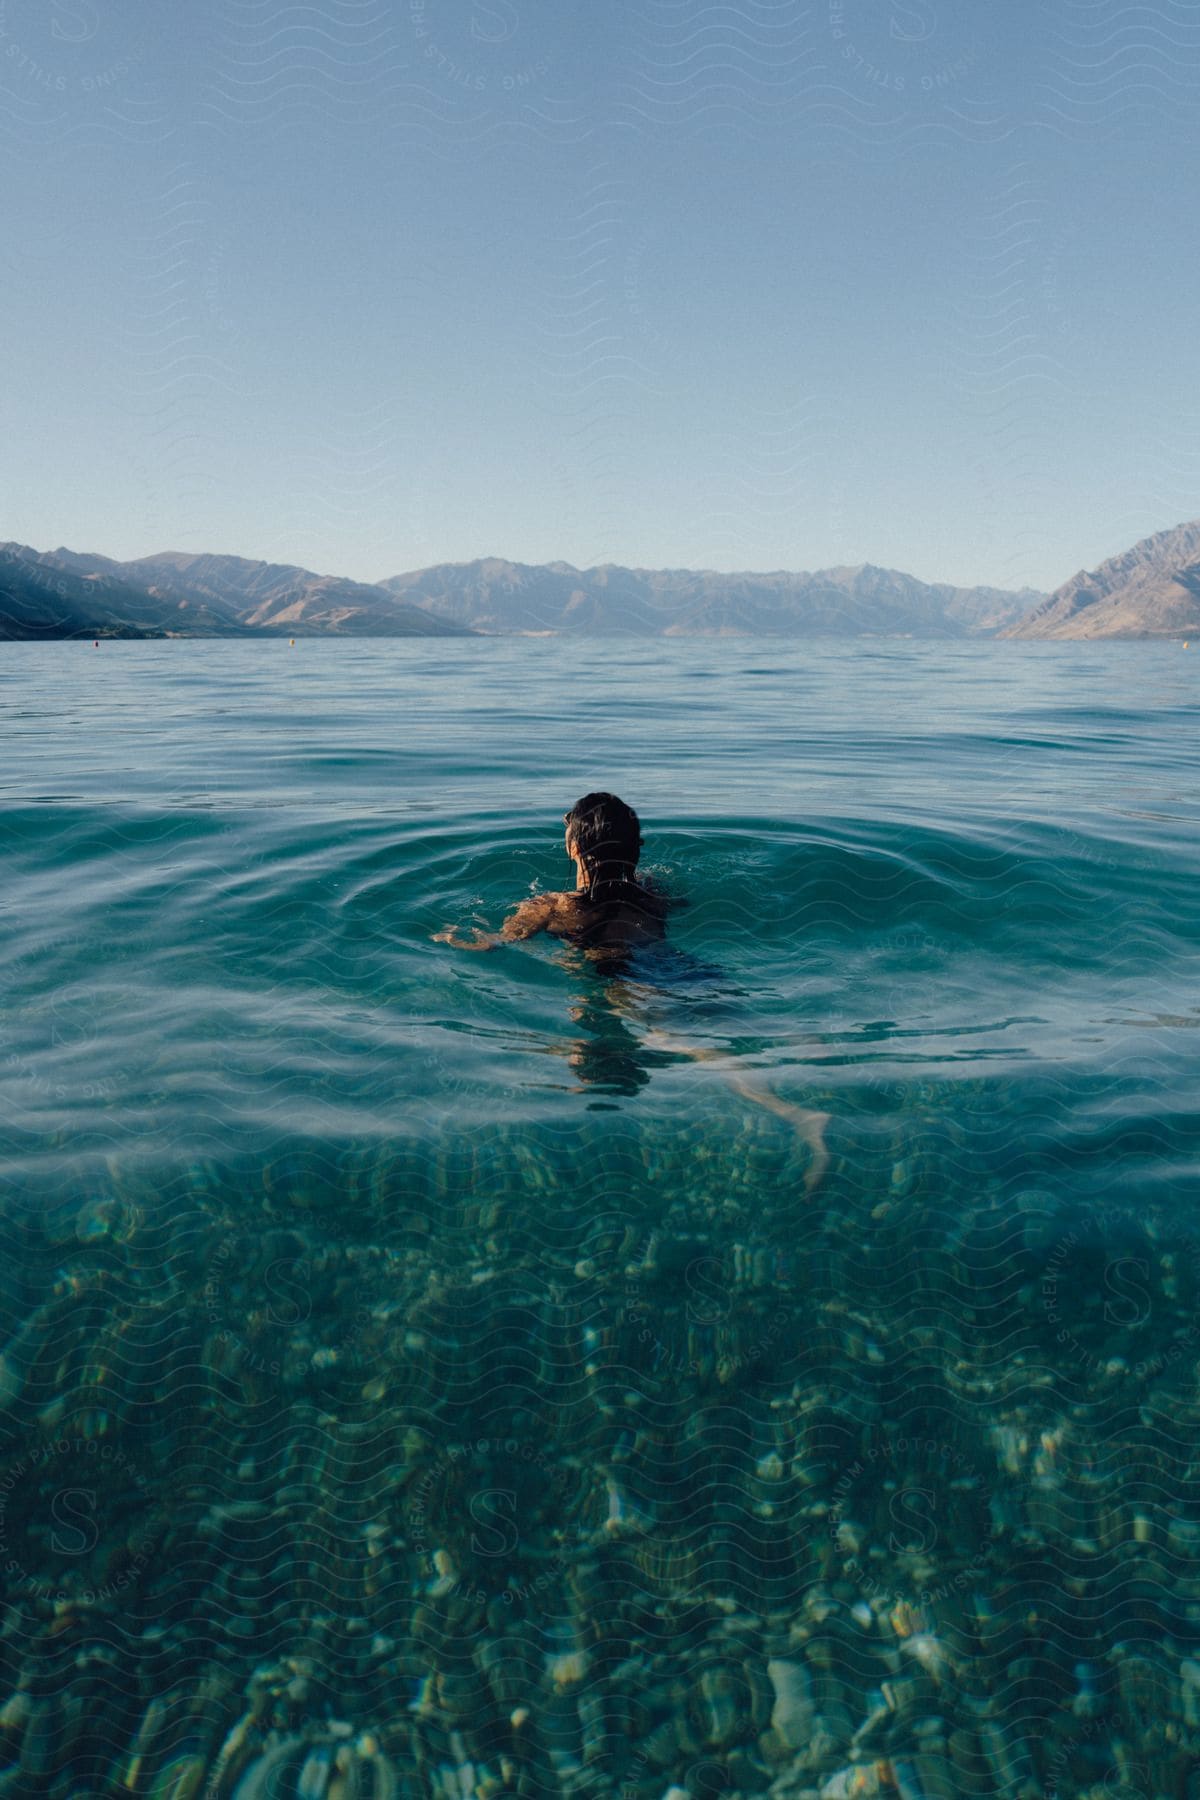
[433,894,557,951]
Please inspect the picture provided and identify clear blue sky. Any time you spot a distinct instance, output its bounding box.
[3,0,1198,593]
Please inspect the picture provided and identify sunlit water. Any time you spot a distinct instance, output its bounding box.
[1,638,1198,1798]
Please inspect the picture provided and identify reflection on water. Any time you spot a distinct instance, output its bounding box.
[0,639,1198,1797]
[550,942,734,1101]
[560,975,666,1099]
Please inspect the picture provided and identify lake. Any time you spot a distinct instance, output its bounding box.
[1,637,1198,1798]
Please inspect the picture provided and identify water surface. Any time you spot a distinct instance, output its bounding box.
[1,639,1197,1798]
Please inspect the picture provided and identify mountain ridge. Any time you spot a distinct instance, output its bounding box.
[0,541,1046,640]
[1002,519,1200,640]
[0,541,214,640]
[15,524,1200,640]
[378,558,1042,638]
[0,545,475,640]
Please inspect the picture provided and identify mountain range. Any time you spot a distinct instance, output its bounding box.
[1002,519,1200,639]
[379,559,1039,637]
[3,519,1199,641]
[0,545,471,641]
[0,541,1040,642]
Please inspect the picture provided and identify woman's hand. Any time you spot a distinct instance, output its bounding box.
[432,925,499,951]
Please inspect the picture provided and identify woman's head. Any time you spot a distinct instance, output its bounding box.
[563,792,642,890]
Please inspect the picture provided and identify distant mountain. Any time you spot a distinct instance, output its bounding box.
[1,539,1045,641]
[0,544,475,639]
[379,558,1042,637]
[0,542,184,639]
[121,552,472,637]
[1003,520,1200,640]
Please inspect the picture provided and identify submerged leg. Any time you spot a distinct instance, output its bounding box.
[642,1029,831,1195]
[728,1073,830,1195]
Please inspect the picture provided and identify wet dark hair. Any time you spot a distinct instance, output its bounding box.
[564,791,642,892]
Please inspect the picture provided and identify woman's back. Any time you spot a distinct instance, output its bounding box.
[546,883,670,950]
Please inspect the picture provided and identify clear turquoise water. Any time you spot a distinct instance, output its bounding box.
[1,639,1199,1797]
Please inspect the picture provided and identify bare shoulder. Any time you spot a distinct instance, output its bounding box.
[499,891,568,941]
[516,890,597,939]
[543,891,587,936]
